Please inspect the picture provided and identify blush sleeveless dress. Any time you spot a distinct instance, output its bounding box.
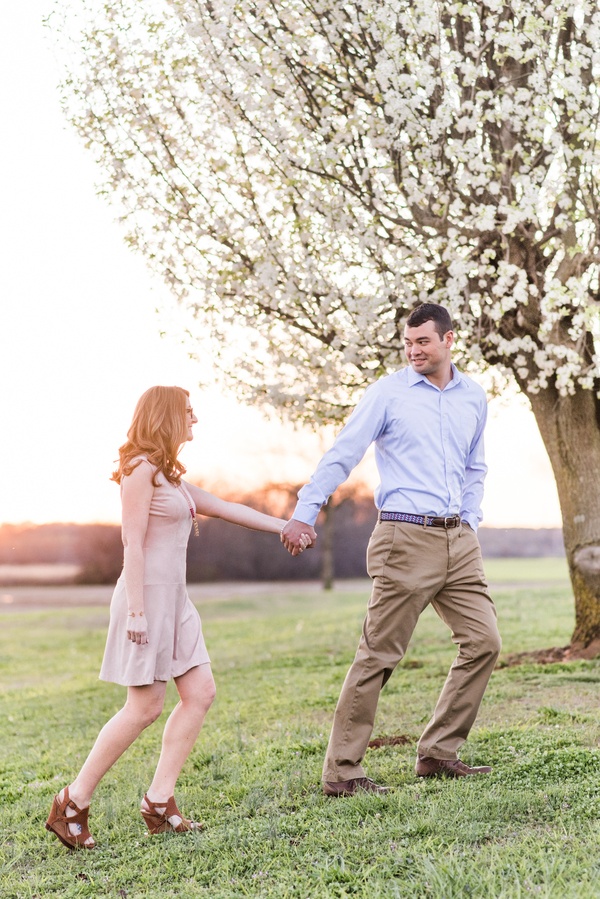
[99,459,210,686]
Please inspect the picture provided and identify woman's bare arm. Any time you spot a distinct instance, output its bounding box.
[121,461,153,643]
[184,482,286,533]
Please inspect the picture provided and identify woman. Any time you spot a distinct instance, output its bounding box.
[45,385,310,849]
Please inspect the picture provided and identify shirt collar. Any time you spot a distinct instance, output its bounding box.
[406,362,464,390]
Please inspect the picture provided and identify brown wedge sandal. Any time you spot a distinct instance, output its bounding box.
[45,787,96,850]
[140,794,202,834]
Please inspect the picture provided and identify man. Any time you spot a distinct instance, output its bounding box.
[281,303,501,796]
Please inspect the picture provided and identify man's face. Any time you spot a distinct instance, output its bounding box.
[403,320,454,378]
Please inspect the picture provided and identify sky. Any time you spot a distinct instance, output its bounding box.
[0,3,563,529]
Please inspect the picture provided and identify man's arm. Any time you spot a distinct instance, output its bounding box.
[282,383,387,553]
[460,399,488,531]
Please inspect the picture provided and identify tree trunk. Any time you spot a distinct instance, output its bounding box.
[526,385,600,649]
[320,501,335,591]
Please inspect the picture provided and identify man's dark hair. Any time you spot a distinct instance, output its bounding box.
[405,303,453,339]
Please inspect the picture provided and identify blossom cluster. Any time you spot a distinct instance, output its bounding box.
[51,0,600,421]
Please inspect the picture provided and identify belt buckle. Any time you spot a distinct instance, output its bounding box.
[444,516,455,529]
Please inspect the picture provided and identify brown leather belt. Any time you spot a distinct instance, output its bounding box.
[379,512,461,529]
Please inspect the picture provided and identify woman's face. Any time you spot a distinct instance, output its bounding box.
[185,400,198,441]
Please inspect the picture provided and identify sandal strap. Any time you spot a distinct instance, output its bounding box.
[141,793,200,833]
[64,798,91,829]
[142,793,169,819]
[164,796,185,820]
[46,786,95,849]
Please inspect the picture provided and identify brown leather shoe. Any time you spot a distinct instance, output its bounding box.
[415,756,492,778]
[323,777,390,797]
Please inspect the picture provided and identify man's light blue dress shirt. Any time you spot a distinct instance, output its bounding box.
[293,364,488,532]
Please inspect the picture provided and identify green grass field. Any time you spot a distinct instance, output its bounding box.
[2,558,600,898]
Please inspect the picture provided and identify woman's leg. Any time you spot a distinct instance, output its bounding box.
[144,664,216,815]
[59,681,167,843]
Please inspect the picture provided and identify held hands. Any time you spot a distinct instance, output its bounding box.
[127,612,149,645]
[280,519,317,557]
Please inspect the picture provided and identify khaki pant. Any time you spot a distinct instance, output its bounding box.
[322,520,501,782]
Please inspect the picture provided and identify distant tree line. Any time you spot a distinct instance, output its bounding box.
[0,484,564,585]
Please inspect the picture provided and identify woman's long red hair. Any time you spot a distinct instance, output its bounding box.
[111,386,190,486]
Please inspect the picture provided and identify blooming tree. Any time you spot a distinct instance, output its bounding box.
[52,0,600,646]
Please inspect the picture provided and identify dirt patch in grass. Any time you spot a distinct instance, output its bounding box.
[367,734,412,749]
[500,637,600,667]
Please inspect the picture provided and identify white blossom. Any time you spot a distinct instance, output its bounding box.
[48,0,600,422]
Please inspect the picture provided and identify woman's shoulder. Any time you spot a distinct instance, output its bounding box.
[130,454,153,467]
[122,455,160,483]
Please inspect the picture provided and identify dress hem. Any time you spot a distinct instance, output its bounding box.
[98,658,211,688]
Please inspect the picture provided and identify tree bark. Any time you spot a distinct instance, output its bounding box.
[526,385,600,648]
[320,501,335,591]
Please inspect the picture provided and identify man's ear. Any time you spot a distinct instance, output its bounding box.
[444,330,455,348]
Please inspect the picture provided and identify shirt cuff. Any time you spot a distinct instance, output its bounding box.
[461,513,479,532]
[292,502,320,527]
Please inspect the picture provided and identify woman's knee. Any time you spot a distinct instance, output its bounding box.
[196,675,217,712]
[177,666,216,712]
[125,694,165,728]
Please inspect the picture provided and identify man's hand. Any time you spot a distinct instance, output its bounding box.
[280,519,317,556]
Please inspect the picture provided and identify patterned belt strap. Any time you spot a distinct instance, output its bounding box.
[379,512,461,529]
